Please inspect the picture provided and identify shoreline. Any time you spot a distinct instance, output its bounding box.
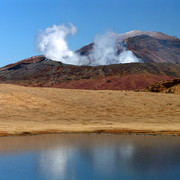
[1,129,180,137]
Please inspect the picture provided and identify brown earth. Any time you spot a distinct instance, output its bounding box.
[144,78,180,94]
[53,74,175,90]
[0,31,179,91]
[0,56,179,90]
[0,84,180,136]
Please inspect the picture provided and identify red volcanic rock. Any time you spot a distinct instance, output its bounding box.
[52,74,175,90]
[0,56,179,90]
[0,31,180,90]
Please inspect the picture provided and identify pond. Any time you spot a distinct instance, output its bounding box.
[0,134,180,180]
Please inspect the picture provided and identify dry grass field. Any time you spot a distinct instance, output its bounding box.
[0,84,180,136]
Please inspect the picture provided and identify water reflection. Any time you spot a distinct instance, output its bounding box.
[0,135,180,180]
[39,147,70,180]
[119,143,136,159]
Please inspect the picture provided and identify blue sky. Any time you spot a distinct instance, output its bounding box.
[0,0,179,67]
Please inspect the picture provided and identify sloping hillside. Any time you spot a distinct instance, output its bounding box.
[0,57,179,90]
[0,31,180,90]
[77,31,180,64]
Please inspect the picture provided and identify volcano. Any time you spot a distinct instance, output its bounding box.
[77,30,180,64]
[0,31,180,90]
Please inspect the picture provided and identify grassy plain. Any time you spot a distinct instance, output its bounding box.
[0,84,180,136]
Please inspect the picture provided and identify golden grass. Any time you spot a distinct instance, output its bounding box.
[0,84,180,136]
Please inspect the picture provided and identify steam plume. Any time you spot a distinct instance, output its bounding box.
[37,23,142,66]
[89,32,141,65]
[37,23,79,65]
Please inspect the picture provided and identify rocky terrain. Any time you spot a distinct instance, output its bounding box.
[0,56,180,90]
[0,31,180,90]
[0,31,180,136]
[144,78,180,94]
[78,30,180,64]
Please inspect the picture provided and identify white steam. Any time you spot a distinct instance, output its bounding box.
[37,23,79,65]
[89,32,141,65]
[37,23,142,66]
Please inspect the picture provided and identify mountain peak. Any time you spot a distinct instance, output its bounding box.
[112,30,179,41]
[78,30,180,64]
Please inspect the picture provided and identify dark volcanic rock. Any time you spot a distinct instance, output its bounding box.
[0,31,180,90]
[0,55,45,71]
[0,55,180,90]
[126,35,180,63]
[144,78,180,93]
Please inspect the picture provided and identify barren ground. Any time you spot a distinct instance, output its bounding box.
[0,84,180,136]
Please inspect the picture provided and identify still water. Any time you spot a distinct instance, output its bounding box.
[0,134,180,180]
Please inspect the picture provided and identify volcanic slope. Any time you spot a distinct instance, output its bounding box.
[0,56,180,90]
[0,31,180,90]
[77,30,180,64]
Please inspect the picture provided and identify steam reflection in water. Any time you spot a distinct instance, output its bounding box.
[0,134,180,180]
[39,147,74,180]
